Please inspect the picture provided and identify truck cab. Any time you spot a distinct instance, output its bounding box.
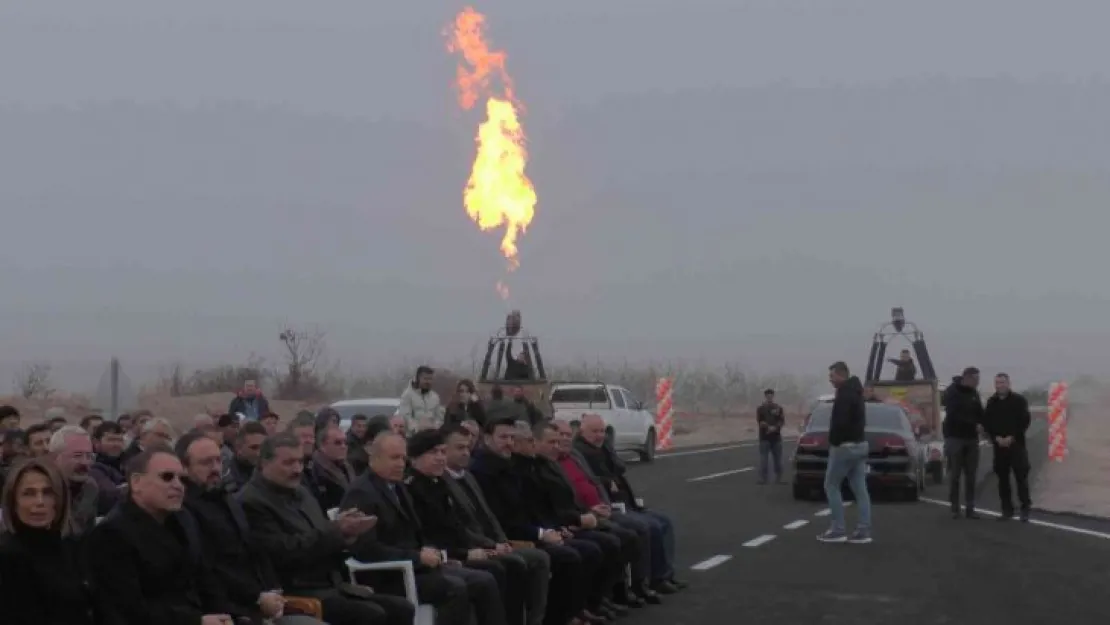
[550,382,659,462]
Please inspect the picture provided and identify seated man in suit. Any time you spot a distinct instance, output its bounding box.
[306,425,357,511]
[441,424,552,625]
[176,430,325,625]
[238,433,414,625]
[406,429,528,625]
[526,423,647,609]
[341,432,505,625]
[574,415,685,593]
[84,445,238,625]
[471,418,609,625]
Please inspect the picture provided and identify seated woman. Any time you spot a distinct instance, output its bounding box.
[0,457,97,625]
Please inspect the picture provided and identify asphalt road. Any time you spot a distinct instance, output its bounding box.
[619,437,1110,624]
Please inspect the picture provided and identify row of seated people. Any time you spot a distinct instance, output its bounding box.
[0,412,683,625]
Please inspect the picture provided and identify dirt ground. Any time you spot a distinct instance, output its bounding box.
[1032,404,1110,519]
[669,411,802,447]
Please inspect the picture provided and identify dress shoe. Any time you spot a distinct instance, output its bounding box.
[650,580,679,595]
[600,598,628,616]
[1019,509,1031,522]
[667,577,689,590]
[638,590,662,605]
[580,609,611,624]
[965,511,981,520]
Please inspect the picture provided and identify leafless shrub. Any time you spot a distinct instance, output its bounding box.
[14,362,55,400]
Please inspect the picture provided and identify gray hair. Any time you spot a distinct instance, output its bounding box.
[48,425,90,453]
[192,413,213,427]
[142,417,177,438]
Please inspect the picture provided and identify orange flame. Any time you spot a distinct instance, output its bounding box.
[446,7,536,298]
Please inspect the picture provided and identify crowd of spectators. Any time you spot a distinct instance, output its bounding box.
[0,367,685,625]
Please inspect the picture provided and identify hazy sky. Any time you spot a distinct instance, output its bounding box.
[1,0,1108,390]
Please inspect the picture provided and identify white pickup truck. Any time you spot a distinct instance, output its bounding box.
[550,382,659,462]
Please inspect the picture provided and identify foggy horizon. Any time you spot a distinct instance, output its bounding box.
[2,1,1108,392]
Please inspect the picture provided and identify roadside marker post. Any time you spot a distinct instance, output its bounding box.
[1048,381,1068,462]
[655,377,675,450]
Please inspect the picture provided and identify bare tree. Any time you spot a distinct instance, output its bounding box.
[15,362,55,400]
[277,325,327,400]
[158,361,186,397]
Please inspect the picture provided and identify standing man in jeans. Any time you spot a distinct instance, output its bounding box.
[943,367,985,519]
[983,372,1032,522]
[818,362,872,544]
[756,389,786,484]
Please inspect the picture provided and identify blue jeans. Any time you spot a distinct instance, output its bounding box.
[622,509,675,582]
[759,439,783,481]
[824,442,872,533]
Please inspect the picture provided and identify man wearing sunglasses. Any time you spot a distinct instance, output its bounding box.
[84,446,238,625]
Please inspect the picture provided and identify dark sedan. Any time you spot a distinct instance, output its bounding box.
[792,402,927,501]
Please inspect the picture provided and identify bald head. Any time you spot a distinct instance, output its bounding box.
[579,414,608,447]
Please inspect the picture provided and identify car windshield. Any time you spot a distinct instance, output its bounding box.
[332,403,396,421]
[806,403,909,432]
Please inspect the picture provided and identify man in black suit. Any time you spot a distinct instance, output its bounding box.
[471,418,610,625]
[341,432,506,625]
[239,433,414,625]
[983,372,1033,522]
[441,424,552,625]
[84,446,237,625]
[406,429,527,625]
[177,430,326,625]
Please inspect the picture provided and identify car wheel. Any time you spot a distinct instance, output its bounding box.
[637,429,656,463]
[792,484,807,500]
[906,485,920,501]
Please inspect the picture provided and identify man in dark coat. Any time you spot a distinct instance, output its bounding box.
[406,429,527,625]
[238,433,414,625]
[820,361,872,544]
[176,431,325,625]
[84,446,237,625]
[574,414,684,594]
[228,379,271,422]
[89,421,128,515]
[440,424,552,625]
[982,372,1033,522]
[472,419,609,625]
[755,389,786,484]
[306,425,356,511]
[943,367,986,519]
[340,432,503,625]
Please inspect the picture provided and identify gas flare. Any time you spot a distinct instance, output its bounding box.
[446,7,536,299]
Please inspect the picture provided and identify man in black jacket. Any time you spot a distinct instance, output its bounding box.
[574,415,684,594]
[84,446,237,625]
[177,431,325,625]
[471,418,609,625]
[441,424,552,625]
[943,367,985,519]
[406,429,527,625]
[983,373,1033,522]
[238,433,414,625]
[818,362,872,544]
[341,432,504,625]
[755,389,786,484]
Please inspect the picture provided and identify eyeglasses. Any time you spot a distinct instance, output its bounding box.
[146,471,183,484]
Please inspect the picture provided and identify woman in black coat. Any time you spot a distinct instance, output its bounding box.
[0,456,97,625]
[444,379,487,428]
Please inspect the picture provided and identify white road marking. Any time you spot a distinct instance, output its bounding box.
[742,534,776,547]
[815,508,831,516]
[784,519,809,530]
[690,554,732,570]
[919,497,1110,540]
[658,440,798,459]
[687,467,753,482]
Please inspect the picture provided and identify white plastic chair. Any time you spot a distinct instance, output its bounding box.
[327,507,436,625]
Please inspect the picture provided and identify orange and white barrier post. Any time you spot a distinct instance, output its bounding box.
[1048,381,1069,462]
[655,377,674,450]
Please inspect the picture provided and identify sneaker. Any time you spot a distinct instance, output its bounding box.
[847,529,872,544]
[817,529,847,543]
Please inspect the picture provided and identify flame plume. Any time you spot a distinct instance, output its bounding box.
[446,7,537,299]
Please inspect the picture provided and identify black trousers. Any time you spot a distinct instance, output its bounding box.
[575,527,637,600]
[946,437,980,512]
[319,592,414,625]
[994,445,1032,514]
[564,536,608,609]
[538,543,587,625]
[468,555,527,625]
